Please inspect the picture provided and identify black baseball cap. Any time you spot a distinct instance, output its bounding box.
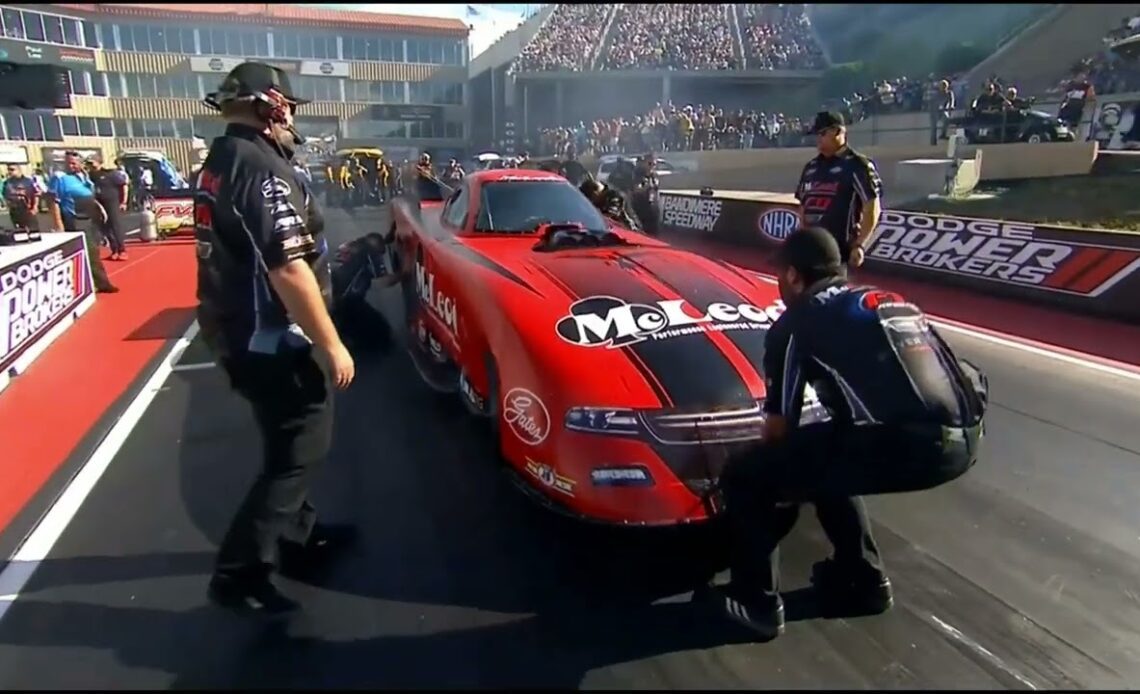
[773,226,845,278]
[204,61,309,111]
[808,110,846,134]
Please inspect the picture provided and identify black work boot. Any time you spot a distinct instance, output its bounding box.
[811,558,893,617]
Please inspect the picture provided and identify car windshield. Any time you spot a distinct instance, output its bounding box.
[476,180,609,233]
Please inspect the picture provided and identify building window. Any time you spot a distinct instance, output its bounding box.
[406,39,464,66]
[83,21,99,48]
[408,81,463,106]
[199,27,270,57]
[112,119,131,137]
[118,23,196,54]
[445,121,463,139]
[122,74,200,100]
[274,30,338,60]
[292,75,340,102]
[95,118,113,137]
[0,112,64,142]
[343,35,401,62]
[344,80,403,103]
[106,73,126,98]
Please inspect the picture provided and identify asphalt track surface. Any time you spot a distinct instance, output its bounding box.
[1,206,1140,689]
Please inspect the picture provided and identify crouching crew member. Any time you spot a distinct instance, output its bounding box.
[711,226,988,641]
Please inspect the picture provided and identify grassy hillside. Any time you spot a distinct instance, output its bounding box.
[811,3,1053,78]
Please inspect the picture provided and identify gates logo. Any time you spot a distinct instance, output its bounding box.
[867,211,1140,297]
[503,388,550,446]
[758,208,799,241]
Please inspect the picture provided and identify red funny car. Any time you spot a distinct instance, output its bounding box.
[389,169,825,526]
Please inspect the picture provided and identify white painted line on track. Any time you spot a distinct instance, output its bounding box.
[0,321,200,617]
[747,271,1140,383]
[171,361,217,373]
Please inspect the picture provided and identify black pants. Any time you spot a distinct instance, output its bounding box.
[215,348,334,580]
[721,421,977,599]
[9,206,39,231]
[62,211,113,291]
[95,199,125,255]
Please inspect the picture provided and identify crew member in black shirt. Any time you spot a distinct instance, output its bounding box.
[580,177,640,230]
[971,81,1006,115]
[195,62,357,615]
[795,112,883,268]
[87,157,129,260]
[1059,73,1096,132]
[709,227,988,641]
[2,164,40,231]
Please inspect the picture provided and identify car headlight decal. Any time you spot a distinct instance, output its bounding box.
[565,407,641,435]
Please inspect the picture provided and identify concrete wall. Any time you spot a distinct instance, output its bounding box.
[578,141,1099,204]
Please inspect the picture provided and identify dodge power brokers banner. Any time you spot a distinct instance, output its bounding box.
[0,235,93,374]
[866,210,1140,322]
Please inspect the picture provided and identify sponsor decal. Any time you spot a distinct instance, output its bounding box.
[758,208,799,241]
[459,371,485,412]
[1091,99,1140,150]
[556,295,785,348]
[503,387,550,446]
[590,465,654,487]
[868,211,1140,296]
[414,261,458,333]
[153,200,193,232]
[661,195,722,232]
[261,176,291,200]
[525,458,575,496]
[1,238,91,372]
[858,289,905,311]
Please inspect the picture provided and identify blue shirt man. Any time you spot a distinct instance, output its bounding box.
[47,155,96,220]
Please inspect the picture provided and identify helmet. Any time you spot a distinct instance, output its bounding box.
[204,62,310,115]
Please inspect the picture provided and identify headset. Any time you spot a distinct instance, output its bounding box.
[204,85,305,147]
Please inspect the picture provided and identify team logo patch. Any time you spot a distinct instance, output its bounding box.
[261,176,291,200]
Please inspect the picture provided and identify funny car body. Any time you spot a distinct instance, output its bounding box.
[387,168,824,526]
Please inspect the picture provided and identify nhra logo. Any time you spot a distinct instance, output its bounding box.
[758,208,799,241]
[556,295,784,348]
[415,262,458,333]
[208,58,225,71]
[319,62,334,75]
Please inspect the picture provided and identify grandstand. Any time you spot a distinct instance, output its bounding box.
[0,3,469,172]
[469,3,1140,154]
[500,3,826,140]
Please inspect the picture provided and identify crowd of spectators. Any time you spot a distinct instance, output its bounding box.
[513,3,826,74]
[536,104,810,158]
[601,4,739,71]
[737,4,825,70]
[512,4,614,73]
[1045,13,1140,97]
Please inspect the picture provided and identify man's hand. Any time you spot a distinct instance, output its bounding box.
[318,340,355,390]
[849,245,866,268]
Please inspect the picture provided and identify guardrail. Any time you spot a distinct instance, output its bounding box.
[657,190,1140,325]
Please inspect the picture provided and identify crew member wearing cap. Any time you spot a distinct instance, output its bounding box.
[710,226,988,641]
[195,61,357,615]
[795,112,884,269]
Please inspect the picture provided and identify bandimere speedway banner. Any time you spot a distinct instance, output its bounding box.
[0,235,93,374]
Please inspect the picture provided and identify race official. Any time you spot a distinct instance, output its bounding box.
[711,227,988,641]
[795,112,883,268]
[195,61,356,616]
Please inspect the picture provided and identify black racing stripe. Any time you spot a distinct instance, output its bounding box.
[443,242,542,297]
[550,258,753,410]
[535,263,671,406]
[621,251,770,370]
